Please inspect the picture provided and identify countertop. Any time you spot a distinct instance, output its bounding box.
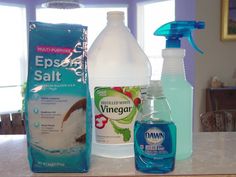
[0,132,236,177]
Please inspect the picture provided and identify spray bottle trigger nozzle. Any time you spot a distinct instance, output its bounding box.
[154,21,205,54]
[188,33,204,54]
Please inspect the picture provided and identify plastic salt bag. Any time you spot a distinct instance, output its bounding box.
[25,22,91,173]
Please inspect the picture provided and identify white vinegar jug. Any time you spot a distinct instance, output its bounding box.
[88,11,151,158]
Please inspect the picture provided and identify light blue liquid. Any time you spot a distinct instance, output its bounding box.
[162,76,193,160]
[134,120,176,173]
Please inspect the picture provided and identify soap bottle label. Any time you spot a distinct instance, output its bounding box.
[94,86,144,144]
[136,123,173,155]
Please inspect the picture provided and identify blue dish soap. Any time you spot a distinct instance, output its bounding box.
[134,80,176,173]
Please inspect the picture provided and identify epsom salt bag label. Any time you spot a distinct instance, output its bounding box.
[25,22,91,173]
[94,86,142,144]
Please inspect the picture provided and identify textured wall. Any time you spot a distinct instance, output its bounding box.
[195,0,236,131]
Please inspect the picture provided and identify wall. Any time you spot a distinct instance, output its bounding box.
[195,0,236,131]
[175,0,195,87]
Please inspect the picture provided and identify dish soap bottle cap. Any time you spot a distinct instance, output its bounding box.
[147,80,164,98]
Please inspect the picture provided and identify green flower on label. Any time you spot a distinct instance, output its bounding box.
[110,120,131,142]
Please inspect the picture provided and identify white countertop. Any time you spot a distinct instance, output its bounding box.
[0,132,236,177]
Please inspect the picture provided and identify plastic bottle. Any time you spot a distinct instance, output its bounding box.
[88,11,151,158]
[134,80,176,173]
[154,21,205,160]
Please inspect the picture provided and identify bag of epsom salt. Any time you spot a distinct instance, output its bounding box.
[25,22,91,173]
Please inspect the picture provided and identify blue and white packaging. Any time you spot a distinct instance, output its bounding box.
[25,22,91,173]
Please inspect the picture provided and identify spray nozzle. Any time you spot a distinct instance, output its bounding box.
[154,21,205,54]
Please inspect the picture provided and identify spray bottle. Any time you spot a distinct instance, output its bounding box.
[154,21,205,160]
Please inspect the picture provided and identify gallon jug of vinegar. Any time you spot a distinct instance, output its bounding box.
[88,11,151,158]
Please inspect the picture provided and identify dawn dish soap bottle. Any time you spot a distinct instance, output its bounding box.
[88,11,151,158]
[154,21,205,160]
[134,80,176,173]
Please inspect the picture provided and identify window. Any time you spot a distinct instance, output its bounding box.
[0,4,27,113]
[137,0,175,80]
[36,6,127,48]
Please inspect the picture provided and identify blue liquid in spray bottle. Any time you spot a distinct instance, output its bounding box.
[154,21,205,160]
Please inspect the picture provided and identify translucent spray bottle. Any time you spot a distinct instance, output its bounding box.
[154,21,205,160]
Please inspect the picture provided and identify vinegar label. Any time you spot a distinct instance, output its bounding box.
[94,86,143,144]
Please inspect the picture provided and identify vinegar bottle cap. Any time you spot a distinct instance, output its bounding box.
[107,11,124,23]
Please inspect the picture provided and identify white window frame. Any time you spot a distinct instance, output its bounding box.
[137,0,175,80]
[0,3,27,114]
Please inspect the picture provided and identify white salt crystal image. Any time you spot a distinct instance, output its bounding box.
[28,96,86,151]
